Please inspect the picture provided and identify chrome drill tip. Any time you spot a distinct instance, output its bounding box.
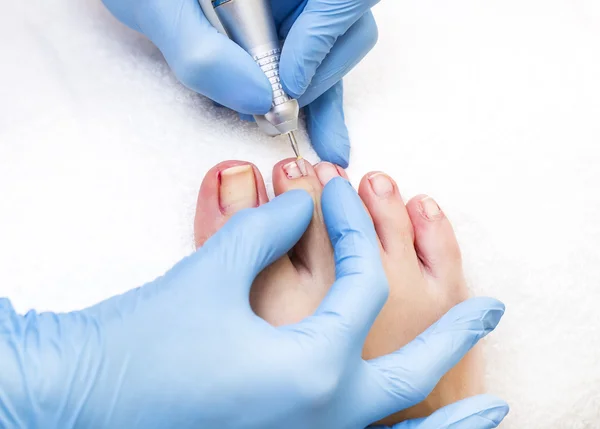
[287,132,307,176]
[287,132,300,158]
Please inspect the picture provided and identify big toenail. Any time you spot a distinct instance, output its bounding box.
[283,160,304,179]
[219,164,258,214]
[420,196,443,220]
[315,162,339,186]
[369,173,394,197]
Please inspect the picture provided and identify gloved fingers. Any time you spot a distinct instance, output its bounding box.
[102,0,139,31]
[135,0,272,114]
[305,81,351,167]
[285,12,375,169]
[296,11,378,108]
[364,298,505,417]
[306,177,388,346]
[199,189,313,294]
[279,0,380,99]
[370,395,509,429]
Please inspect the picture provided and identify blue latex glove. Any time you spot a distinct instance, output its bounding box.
[102,0,381,167]
[0,179,507,428]
[371,395,509,429]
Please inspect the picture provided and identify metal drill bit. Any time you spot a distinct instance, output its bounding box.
[287,131,300,158]
[287,131,307,176]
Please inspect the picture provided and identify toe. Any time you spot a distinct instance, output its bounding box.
[358,172,416,257]
[272,158,334,281]
[314,161,349,184]
[194,161,268,249]
[405,195,463,279]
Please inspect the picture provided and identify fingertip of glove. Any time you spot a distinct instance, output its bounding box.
[337,159,349,169]
[255,87,275,114]
[477,398,510,426]
[280,75,304,100]
[441,395,509,428]
[305,90,351,168]
[468,297,505,334]
[280,52,308,99]
[309,126,350,168]
[237,81,273,115]
[465,296,506,314]
[315,147,350,169]
[0,297,14,311]
[437,297,505,337]
[479,298,506,331]
[322,176,352,196]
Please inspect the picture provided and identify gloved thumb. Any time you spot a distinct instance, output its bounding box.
[362,298,505,421]
[200,189,313,289]
[305,81,351,168]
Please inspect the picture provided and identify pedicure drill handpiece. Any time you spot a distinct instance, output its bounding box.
[198,0,306,172]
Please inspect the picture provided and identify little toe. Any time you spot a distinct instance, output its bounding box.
[194,161,268,249]
[406,195,463,280]
[272,158,334,282]
[358,172,417,260]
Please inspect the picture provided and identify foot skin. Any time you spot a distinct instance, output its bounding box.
[194,160,483,424]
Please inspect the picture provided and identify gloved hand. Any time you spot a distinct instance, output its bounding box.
[0,178,508,429]
[371,395,509,429]
[101,0,381,167]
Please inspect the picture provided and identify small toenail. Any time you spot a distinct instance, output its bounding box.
[420,196,443,220]
[219,164,258,214]
[283,160,305,179]
[315,162,339,186]
[368,173,394,197]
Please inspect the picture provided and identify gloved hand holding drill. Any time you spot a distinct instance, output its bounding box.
[102,0,380,167]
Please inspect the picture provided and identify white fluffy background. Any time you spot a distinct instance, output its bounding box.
[1,0,599,427]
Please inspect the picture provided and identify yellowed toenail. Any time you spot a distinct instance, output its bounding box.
[283,160,304,179]
[219,165,257,214]
[368,173,394,197]
[420,196,442,220]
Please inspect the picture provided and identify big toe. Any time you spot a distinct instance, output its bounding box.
[406,195,463,282]
[194,161,268,249]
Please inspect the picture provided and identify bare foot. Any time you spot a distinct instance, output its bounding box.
[194,160,483,425]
